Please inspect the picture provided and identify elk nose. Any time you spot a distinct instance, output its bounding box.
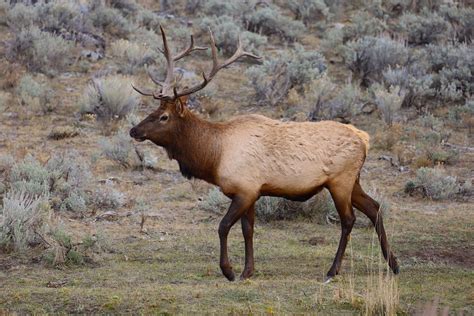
[129,127,138,138]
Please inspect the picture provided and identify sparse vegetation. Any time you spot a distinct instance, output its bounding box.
[0,0,472,314]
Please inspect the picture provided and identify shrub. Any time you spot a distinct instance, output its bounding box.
[5,3,36,30]
[325,83,361,121]
[99,131,136,168]
[344,11,387,40]
[109,0,140,16]
[0,91,8,111]
[448,98,474,125]
[7,26,73,76]
[425,44,474,101]
[198,16,266,56]
[345,36,408,87]
[10,155,50,198]
[382,65,435,110]
[111,39,157,74]
[7,1,84,33]
[200,0,243,17]
[91,184,126,210]
[245,6,306,42]
[135,9,162,30]
[0,190,50,252]
[198,187,229,213]
[46,152,92,212]
[9,153,91,213]
[255,191,336,223]
[304,76,337,119]
[89,5,132,37]
[79,75,139,121]
[0,1,8,26]
[398,11,449,45]
[286,0,331,25]
[439,4,474,43]
[372,84,403,126]
[16,74,54,113]
[320,27,344,57]
[247,46,326,106]
[405,167,459,200]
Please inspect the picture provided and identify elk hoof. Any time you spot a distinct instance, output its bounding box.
[393,265,400,275]
[221,267,235,281]
[240,269,254,280]
[323,276,333,284]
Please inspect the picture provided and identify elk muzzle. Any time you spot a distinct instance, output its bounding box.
[129,126,147,142]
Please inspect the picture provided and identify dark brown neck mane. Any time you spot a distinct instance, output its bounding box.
[165,111,223,184]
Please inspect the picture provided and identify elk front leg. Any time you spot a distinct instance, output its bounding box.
[240,203,255,280]
[218,195,255,281]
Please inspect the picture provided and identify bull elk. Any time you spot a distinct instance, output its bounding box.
[130,26,399,282]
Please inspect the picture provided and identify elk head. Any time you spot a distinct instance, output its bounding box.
[129,26,261,146]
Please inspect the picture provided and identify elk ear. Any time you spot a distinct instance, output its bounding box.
[175,95,188,117]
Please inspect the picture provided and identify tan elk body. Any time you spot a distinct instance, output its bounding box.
[130,26,399,281]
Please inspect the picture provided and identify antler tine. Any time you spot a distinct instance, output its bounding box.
[131,84,159,98]
[145,66,164,87]
[174,35,208,62]
[159,25,175,97]
[220,35,262,69]
[174,29,262,98]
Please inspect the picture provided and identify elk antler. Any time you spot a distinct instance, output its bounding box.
[133,26,207,99]
[175,30,262,98]
[132,26,262,100]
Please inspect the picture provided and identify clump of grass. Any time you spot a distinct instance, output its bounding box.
[362,240,400,315]
[405,167,459,200]
[16,74,54,113]
[79,76,139,122]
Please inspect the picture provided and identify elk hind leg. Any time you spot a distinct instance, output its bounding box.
[351,181,399,274]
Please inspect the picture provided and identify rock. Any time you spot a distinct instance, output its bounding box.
[81,50,103,62]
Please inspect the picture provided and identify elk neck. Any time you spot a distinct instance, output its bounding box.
[165,111,223,184]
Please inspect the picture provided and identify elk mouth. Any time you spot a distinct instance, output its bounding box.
[133,136,147,142]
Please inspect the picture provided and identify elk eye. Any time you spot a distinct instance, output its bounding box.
[159,114,169,122]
